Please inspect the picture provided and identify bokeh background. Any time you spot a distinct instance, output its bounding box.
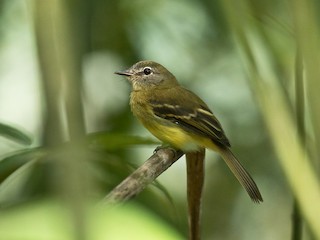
[0,0,319,240]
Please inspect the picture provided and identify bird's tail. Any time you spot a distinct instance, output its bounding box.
[218,147,263,203]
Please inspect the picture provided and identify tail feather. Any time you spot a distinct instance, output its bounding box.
[218,147,263,203]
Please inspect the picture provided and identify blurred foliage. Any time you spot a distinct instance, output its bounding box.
[0,0,319,239]
[0,200,183,240]
[0,123,32,146]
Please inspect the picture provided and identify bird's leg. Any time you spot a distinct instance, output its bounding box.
[154,144,179,154]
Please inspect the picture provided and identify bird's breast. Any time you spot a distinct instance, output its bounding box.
[129,90,217,152]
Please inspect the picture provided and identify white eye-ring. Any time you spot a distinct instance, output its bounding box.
[143,67,152,75]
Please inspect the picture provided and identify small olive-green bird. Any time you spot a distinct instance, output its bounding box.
[115,60,263,203]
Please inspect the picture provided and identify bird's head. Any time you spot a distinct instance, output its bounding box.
[115,60,179,90]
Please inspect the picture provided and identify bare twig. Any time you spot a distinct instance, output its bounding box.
[104,147,184,203]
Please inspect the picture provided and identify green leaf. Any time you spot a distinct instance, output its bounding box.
[0,148,46,183]
[87,132,159,151]
[0,149,46,205]
[0,123,32,145]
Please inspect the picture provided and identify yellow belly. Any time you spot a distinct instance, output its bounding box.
[142,120,217,152]
[130,91,218,152]
[147,123,198,150]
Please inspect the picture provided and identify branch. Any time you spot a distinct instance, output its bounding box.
[104,147,184,203]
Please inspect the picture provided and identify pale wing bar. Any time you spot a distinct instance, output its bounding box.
[150,102,230,147]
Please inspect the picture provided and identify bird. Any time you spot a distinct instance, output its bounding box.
[115,60,263,203]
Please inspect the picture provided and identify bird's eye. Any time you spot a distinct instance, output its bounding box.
[143,67,152,75]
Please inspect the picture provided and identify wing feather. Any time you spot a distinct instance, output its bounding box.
[150,99,230,147]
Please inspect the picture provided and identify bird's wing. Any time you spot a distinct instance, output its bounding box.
[149,88,230,147]
[149,88,263,203]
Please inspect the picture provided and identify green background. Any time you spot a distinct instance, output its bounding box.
[0,0,319,239]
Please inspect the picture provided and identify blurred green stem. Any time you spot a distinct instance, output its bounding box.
[33,1,88,240]
[292,0,320,237]
[221,0,320,238]
[292,0,320,170]
[34,0,64,146]
[292,49,304,240]
[292,202,302,240]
